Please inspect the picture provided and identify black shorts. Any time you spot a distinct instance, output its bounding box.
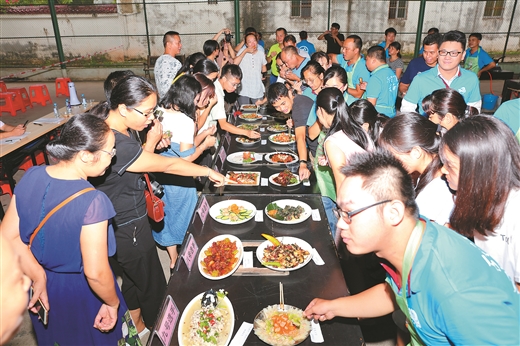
[112,216,167,327]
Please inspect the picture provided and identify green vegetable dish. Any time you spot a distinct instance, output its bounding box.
[266,203,304,221]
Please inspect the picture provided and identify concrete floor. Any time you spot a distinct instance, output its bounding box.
[1,78,506,346]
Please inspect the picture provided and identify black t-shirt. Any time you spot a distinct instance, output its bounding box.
[291,94,318,156]
[325,33,345,54]
[93,130,146,226]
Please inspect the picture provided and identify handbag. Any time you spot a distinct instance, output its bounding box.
[143,173,165,222]
[29,187,95,249]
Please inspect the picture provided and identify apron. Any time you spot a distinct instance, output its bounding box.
[392,221,426,346]
[345,57,364,105]
[464,48,480,74]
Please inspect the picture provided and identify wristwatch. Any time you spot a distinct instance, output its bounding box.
[299,160,308,165]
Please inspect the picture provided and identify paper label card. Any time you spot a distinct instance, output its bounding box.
[229,322,254,346]
[261,178,268,186]
[303,180,311,186]
[196,196,210,224]
[312,209,321,221]
[310,319,324,343]
[181,233,198,271]
[261,139,267,145]
[312,248,325,266]
[255,211,264,222]
[242,251,254,268]
[260,127,265,132]
[155,295,179,346]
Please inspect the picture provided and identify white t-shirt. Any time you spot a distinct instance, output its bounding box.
[161,109,195,145]
[199,80,226,133]
[415,176,454,226]
[474,188,520,284]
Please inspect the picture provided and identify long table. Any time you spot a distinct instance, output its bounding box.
[150,194,364,346]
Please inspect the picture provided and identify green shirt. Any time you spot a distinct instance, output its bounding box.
[268,43,283,76]
[313,131,336,201]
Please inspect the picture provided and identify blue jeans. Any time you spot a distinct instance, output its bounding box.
[321,196,338,238]
[270,74,278,85]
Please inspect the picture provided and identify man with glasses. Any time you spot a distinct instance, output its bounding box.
[329,35,371,105]
[401,30,481,114]
[200,64,260,139]
[304,150,519,345]
[154,31,183,98]
[399,33,441,97]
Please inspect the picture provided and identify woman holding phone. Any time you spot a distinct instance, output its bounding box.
[1,114,140,344]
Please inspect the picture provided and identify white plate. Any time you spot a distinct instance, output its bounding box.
[268,133,296,145]
[238,113,263,121]
[267,124,288,132]
[264,199,312,224]
[198,234,244,280]
[236,136,260,145]
[240,104,258,112]
[225,171,261,186]
[237,124,259,131]
[253,304,311,345]
[268,172,300,187]
[264,152,298,164]
[256,237,313,272]
[210,199,257,224]
[226,151,262,165]
[178,291,235,346]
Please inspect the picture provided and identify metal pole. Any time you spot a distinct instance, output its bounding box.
[142,0,151,57]
[48,0,66,71]
[327,0,331,29]
[414,0,427,58]
[502,0,518,61]
[234,0,240,46]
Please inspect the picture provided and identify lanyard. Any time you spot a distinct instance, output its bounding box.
[394,221,426,346]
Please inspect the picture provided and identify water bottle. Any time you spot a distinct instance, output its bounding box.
[53,103,59,118]
[81,94,87,109]
[66,98,72,114]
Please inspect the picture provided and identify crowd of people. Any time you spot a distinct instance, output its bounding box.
[1,24,519,345]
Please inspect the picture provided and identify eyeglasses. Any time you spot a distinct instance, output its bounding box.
[225,76,241,88]
[438,50,462,57]
[333,200,391,224]
[132,106,159,117]
[100,148,116,158]
[303,78,317,86]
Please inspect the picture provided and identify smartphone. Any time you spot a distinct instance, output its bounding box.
[29,287,48,325]
[23,120,28,128]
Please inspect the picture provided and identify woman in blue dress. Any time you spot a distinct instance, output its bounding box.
[1,114,141,345]
[154,74,217,271]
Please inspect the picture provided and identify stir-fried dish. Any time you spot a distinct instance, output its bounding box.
[237,124,259,130]
[200,238,240,277]
[242,152,256,163]
[240,113,262,119]
[261,242,310,269]
[237,136,259,144]
[227,171,259,185]
[271,133,295,143]
[273,170,298,186]
[268,153,296,163]
[266,202,304,221]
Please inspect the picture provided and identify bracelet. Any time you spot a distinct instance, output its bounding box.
[299,159,308,166]
[202,165,211,177]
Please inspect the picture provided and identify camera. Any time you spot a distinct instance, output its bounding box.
[142,174,164,198]
[225,33,234,42]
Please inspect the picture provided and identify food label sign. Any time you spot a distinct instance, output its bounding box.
[218,146,227,164]
[181,233,198,271]
[224,132,231,145]
[196,196,209,224]
[154,295,179,346]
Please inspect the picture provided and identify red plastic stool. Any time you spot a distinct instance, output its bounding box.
[0,92,25,116]
[29,84,52,106]
[55,77,71,97]
[0,180,13,197]
[0,81,6,92]
[6,87,32,109]
[18,151,47,171]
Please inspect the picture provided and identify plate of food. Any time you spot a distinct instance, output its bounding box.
[227,151,261,165]
[253,304,311,346]
[237,124,259,131]
[238,113,263,121]
[264,152,298,164]
[225,171,261,186]
[236,136,260,145]
[198,234,244,280]
[256,236,312,271]
[210,199,256,224]
[267,124,288,132]
[240,104,258,112]
[265,199,312,224]
[269,170,300,187]
[178,289,235,346]
[269,133,296,145]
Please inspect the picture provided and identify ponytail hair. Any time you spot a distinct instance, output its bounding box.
[317,88,371,150]
[109,75,156,111]
[46,113,110,161]
[348,99,389,145]
[428,88,479,121]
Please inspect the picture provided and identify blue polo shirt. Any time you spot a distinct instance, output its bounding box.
[292,57,310,81]
[366,64,398,117]
[337,54,371,105]
[400,57,433,85]
[384,218,520,345]
[465,46,494,70]
[494,98,520,134]
[378,41,390,58]
[297,40,316,56]
[403,66,481,114]
[302,88,318,126]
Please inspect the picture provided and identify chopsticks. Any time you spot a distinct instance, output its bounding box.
[279,282,284,311]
